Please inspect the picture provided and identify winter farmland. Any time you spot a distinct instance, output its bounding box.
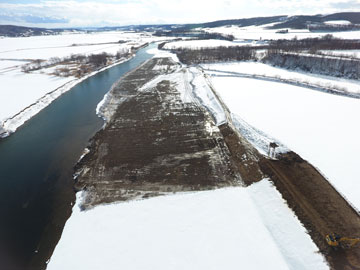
[1,12,360,270]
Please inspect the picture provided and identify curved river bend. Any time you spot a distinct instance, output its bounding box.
[0,44,156,270]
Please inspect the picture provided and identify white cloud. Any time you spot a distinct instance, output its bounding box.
[0,0,359,27]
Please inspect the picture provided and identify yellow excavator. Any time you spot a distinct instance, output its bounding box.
[326,233,360,249]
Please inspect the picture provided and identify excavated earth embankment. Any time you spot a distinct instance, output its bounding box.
[75,57,263,207]
[75,57,360,270]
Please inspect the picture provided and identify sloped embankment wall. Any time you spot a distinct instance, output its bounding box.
[265,52,360,79]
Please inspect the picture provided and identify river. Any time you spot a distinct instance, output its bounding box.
[0,43,156,270]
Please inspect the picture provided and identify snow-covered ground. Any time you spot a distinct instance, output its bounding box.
[201,62,360,96]
[203,25,360,40]
[163,39,264,50]
[0,31,151,57]
[188,67,226,125]
[0,43,130,60]
[48,179,327,270]
[0,68,75,135]
[209,75,360,210]
[0,59,135,137]
[146,47,179,62]
[324,20,352,25]
[0,31,172,137]
[0,31,162,61]
[0,31,167,62]
[319,50,360,59]
[0,60,26,70]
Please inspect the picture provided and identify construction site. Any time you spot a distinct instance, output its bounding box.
[73,56,360,270]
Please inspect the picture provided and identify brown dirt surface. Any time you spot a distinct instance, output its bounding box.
[75,57,246,208]
[218,123,264,185]
[259,152,360,270]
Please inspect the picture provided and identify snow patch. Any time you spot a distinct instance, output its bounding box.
[231,113,289,156]
[324,20,351,25]
[188,67,226,125]
[163,39,259,50]
[147,46,179,63]
[203,24,360,40]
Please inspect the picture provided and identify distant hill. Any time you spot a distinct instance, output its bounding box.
[124,12,360,31]
[0,25,84,37]
[324,12,360,24]
[183,16,287,29]
[180,12,360,30]
[269,12,360,29]
[1,12,360,37]
[0,25,60,37]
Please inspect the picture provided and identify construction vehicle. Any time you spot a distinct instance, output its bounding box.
[326,233,360,249]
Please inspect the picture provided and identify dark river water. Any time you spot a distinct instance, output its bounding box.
[0,44,155,270]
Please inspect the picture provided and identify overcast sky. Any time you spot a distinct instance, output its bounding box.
[0,0,359,28]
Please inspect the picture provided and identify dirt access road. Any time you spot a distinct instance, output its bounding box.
[75,57,360,269]
[259,152,360,270]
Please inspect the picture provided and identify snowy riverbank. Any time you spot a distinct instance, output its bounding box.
[0,56,134,138]
[0,31,173,138]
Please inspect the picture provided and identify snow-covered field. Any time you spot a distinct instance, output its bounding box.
[0,31,171,137]
[163,39,264,50]
[0,43,130,60]
[209,75,360,210]
[0,31,158,60]
[48,179,327,270]
[0,31,149,56]
[0,60,25,70]
[202,62,360,96]
[203,25,360,40]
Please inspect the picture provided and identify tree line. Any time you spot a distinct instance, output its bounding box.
[165,35,360,65]
[173,46,255,64]
[21,49,131,77]
[267,35,360,52]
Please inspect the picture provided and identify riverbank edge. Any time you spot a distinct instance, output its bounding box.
[25,44,154,270]
[0,49,144,139]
